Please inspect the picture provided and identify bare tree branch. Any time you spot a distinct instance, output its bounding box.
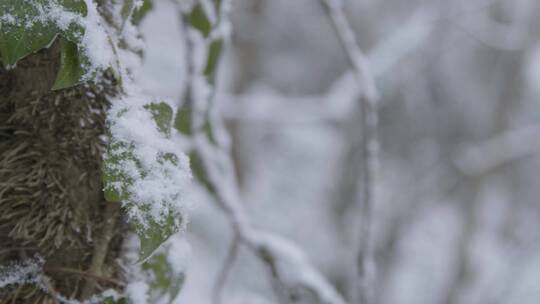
[456,124,540,176]
[212,234,240,304]
[177,1,348,302]
[319,1,380,303]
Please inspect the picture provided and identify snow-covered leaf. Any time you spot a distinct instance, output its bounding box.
[132,0,153,26]
[0,0,113,89]
[120,0,137,26]
[103,97,192,262]
[103,141,137,202]
[144,101,173,137]
[134,209,180,262]
[104,297,129,304]
[0,0,86,66]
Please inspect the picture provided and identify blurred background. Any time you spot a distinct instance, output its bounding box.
[138,0,540,303]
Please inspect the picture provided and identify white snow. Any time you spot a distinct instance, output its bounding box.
[0,256,43,289]
[81,0,114,77]
[105,92,193,229]
[1,0,113,76]
[126,280,150,304]
[167,235,193,274]
[252,232,348,304]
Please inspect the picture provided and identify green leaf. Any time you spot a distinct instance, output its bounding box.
[103,141,136,202]
[134,211,179,262]
[144,102,173,137]
[103,103,185,261]
[213,0,222,11]
[104,297,129,304]
[204,39,223,81]
[203,117,217,144]
[185,4,211,38]
[132,0,153,26]
[0,0,87,67]
[52,38,84,90]
[121,0,136,24]
[189,151,215,195]
[158,152,179,166]
[174,103,192,135]
[143,251,185,303]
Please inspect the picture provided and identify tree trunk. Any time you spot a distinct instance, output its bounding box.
[0,38,124,302]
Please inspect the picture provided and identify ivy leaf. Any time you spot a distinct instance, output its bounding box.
[52,38,84,90]
[204,39,223,81]
[104,297,129,304]
[174,103,192,135]
[0,0,87,67]
[185,4,211,38]
[143,251,185,303]
[103,101,187,261]
[120,0,136,24]
[102,141,136,203]
[189,151,215,196]
[132,0,153,26]
[134,210,180,262]
[213,0,222,10]
[144,102,173,137]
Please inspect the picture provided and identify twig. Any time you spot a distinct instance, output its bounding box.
[81,202,121,298]
[44,267,125,288]
[178,0,348,302]
[40,275,60,304]
[319,1,379,304]
[456,124,540,176]
[259,248,291,304]
[212,234,240,304]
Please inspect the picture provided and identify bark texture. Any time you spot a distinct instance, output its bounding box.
[0,40,125,303]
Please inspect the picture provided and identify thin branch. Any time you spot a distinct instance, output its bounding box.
[259,249,291,304]
[319,1,380,304]
[44,267,125,288]
[177,1,348,302]
[212,234,240,304]
[456,124,540,176]
[40,275,60,304]
[81,202,121,298]
[194,133,347,304]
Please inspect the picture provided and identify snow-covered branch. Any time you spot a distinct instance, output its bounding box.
[456,124,540,176]
[319,1,379,303]
[177,1,349,302]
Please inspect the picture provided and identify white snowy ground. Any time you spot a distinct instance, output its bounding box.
[137,1,540,304]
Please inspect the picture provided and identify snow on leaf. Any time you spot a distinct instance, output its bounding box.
[143,101,173,138]
[103,141,137,202]
[103,297,129,304]
[0,0,112,88]
[134,209,180,262]
[131,0,153,26]
[0,0,86,66]
[103,95,192,261]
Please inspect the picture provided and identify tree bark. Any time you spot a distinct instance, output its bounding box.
[0,38,124,303]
